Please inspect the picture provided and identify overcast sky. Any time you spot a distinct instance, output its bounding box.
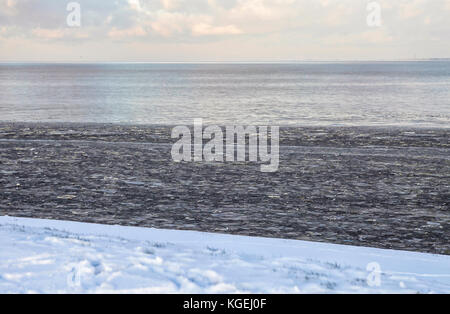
[0,0,449,62]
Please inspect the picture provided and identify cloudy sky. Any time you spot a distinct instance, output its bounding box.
[0,0,449,62]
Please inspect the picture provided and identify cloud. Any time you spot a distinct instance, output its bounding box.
[160,0,181,11]
[229,0,300,20]
[30,27,90,40]
[0,0,449,60]
[108,26,146,38]
[192,23,242,36]
[128,0,142,11]
[229,0,277,19]
[148,11,190,37]
[31,28,65,39]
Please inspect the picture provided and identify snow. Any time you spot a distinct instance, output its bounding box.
[0,216,449,294]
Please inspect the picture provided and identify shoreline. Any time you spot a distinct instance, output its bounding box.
[1,216,449,294]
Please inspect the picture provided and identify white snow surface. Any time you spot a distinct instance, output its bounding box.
[0,216,449,294]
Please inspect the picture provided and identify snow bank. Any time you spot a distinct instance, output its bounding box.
[0,216,448,294]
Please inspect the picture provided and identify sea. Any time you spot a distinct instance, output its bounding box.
[0,61,449,127]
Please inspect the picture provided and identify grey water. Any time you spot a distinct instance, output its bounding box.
[0,62,449,254]
[0,61,449,127]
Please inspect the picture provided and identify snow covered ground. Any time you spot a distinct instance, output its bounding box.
[0,216,449,294]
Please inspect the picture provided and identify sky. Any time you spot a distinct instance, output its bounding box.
[0,0,449,62]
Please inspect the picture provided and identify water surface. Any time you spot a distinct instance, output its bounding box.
[1,62,449,127]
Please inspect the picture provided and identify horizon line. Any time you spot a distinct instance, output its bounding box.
[1,58,449,64]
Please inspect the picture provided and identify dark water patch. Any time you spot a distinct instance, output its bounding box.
[0,123,448,255]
